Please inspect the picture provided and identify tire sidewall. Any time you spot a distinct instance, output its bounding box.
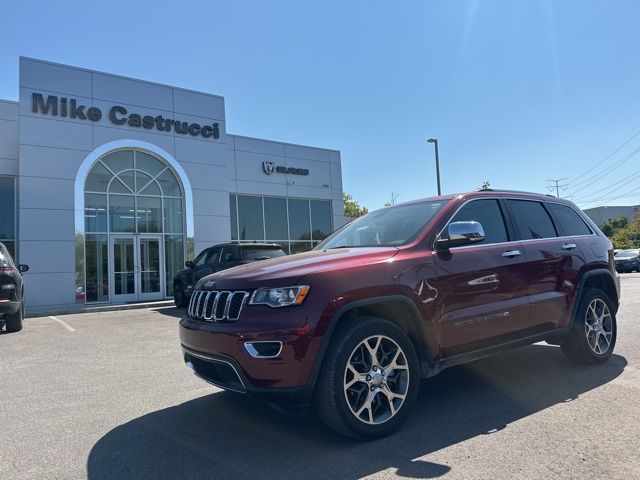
[573,288,617,361]
[329,318,420,439]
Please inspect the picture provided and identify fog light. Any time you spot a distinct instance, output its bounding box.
[244,341,283,358]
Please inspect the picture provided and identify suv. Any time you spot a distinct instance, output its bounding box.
[179,191,620,439]
[173,242,286,307]
[0,242,29,333]
[614,249,639,273]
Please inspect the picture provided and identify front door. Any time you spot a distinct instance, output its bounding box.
[110,235,164,303]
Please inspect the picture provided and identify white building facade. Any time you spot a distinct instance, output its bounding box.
[0,57,345,314]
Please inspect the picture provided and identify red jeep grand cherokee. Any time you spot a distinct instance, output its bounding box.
[179,190,620,439]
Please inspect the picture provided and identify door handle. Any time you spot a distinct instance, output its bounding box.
[501,250,522,258]
[561,243,577,250]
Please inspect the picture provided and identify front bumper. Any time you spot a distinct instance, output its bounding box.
[0,299,20,316]
[179,303,327,411]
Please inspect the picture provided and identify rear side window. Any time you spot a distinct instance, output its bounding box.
[547,203,592,236]
[507,200,557,240]
[241,248,286,260]
[449,199,508,245]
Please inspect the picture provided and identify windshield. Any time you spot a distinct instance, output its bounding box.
[615,250,639,258]
[241,247,286,260]
[317,201,445,249]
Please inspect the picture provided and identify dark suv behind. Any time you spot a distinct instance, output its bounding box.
[179,190,620,439]
[0,242,29,333]
[173,242,286,307]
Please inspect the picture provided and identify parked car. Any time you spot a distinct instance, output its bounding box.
[0,242,29,332]
[173,242,286,307]
[614,249,640,273]
[179,190,620,439]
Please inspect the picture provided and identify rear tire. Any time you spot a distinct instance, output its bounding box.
[174,283,188,308]
[561,288,616,364]
[314,316,420,440]
[5,302,23,333]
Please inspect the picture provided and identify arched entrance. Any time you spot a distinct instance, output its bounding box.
[75,142,193,304]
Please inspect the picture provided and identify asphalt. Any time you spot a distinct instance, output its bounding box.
[1,274,639,480]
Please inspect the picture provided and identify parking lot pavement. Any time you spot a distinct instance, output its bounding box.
[1,275,639,480]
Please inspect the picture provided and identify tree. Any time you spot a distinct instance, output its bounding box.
[343,192,368,219]
[480,180,491,190]
[610,211,640,249]
[599,216,628,238]
[383,191,400,208]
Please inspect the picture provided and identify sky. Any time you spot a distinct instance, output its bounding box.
[2,0,640,211]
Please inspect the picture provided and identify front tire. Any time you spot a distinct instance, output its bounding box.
[561,288,616,364]
[5,302,24,333]
[314,316,420,439]
[173,283,188,308]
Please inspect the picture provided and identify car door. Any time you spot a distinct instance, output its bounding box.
[192,248,220,286]
[218,246,242,272]
[432,198,531,356]
[505,199,584,332]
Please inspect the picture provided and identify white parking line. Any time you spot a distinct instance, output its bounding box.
[48,316,76,332]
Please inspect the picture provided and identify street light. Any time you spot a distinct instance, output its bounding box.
[427,138,441,196]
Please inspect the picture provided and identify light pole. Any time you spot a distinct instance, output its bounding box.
[427,138,441,196]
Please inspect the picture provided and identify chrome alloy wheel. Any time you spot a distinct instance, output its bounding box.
[343,335,409,425]
[585,298,613,355]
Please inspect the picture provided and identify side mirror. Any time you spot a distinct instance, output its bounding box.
[18,264,29,273]
[436,221,485,250]
[185,260,194,268]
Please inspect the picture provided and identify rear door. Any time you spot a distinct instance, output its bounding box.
[505,199,584,332]
[432,198,531,355]
[192,247,220,285]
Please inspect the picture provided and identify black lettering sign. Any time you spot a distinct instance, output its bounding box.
[32,93,57,115]
[87,107,101,122]
[109,106,127,125]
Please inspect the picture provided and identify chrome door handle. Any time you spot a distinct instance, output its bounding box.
[502,250,522,258]
[561,243,577,250]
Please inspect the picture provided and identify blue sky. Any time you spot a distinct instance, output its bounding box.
[2,0,639,210]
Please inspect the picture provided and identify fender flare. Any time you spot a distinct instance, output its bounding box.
[306,295,431,393]
[570,268,620,326]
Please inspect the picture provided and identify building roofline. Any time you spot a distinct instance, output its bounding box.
[228,132,340,154]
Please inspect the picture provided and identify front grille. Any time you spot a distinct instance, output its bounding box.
[185,352,245,393]
[187,290,249,321]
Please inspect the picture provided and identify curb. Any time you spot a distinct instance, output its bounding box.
[26,300,177,318]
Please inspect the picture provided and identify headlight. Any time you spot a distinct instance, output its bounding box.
[249,286,310,308]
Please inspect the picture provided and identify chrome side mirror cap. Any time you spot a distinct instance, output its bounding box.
[436,221,485,250]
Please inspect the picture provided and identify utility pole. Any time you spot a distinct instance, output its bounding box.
[427,138,441,195]
[546,178,568,198]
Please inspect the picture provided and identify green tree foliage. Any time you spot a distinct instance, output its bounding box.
[599,216,628,238]
[610,211,640,249]
[343,193,368,219]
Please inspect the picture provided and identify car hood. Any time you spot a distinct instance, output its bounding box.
[196,247,400,289]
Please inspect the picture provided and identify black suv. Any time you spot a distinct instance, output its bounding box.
[173,242,286,307]
[0,242,29,333]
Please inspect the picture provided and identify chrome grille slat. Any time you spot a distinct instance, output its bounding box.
[188,289,249,322]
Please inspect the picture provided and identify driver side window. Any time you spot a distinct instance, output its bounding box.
[449,199,509,245]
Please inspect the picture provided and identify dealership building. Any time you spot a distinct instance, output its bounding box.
[0,57,345,314]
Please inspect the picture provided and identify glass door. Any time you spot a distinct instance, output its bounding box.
[110,235,164,303]
[137,236,163,302]
[110,236,137,303]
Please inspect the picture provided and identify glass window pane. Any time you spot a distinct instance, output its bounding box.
[264,197,288,240]
[0,177,15,240]
[164,197,184,233]
[2,241,15,259]
[85,234,109,303]
[84,193,107,232]
[85,162,113,192]
[288,199,311,241]
[135,171,153,193]
[230,194,238,241]
[290,241,313,254]
[109,177,132,194]
[113,238,135,295]
[310,200,332,241]
[165,235,184,296]
[507,200,557,240]
[137,196,162,233]
[109,195,135,232]
[136,151,166,177]
[118,171,135,192]
[547,203,593,236]
[450,199,508,245]
[139,179,161,196]
[102,150,133,175]
[157,169,181,196]
[238,195,264,240]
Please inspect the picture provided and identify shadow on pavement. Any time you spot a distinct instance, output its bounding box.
[152,306,184,319]
[87,344,626,480]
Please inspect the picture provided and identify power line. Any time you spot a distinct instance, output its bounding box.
[546,178,568,198]
[567,126,640,186]
[565,146,640,196]
[580,185,640,207]
[573,170,640,201]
